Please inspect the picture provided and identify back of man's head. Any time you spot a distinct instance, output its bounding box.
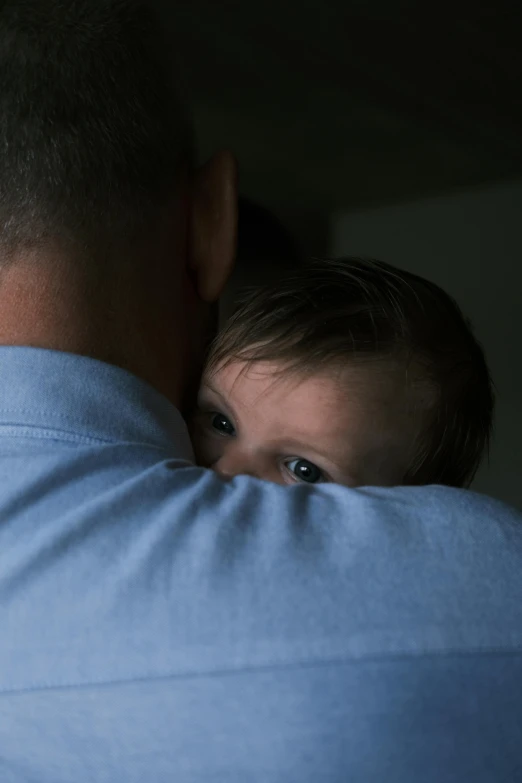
[0,0,192,261]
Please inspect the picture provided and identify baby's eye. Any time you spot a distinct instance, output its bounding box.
[211,412,236,437]
[285,458,324,484]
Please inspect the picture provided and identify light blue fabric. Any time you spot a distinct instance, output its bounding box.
[0,346,521,782]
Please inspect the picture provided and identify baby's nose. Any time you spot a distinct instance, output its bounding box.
[213,446,261,481]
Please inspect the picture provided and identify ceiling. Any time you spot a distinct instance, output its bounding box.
[161,0,522,214]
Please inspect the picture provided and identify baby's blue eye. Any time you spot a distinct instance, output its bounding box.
[286,458,324,484]
[211,412,235,436]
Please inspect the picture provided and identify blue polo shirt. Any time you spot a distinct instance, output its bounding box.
[0,346,521,782]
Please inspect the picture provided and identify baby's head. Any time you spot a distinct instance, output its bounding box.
[192,258,493,488]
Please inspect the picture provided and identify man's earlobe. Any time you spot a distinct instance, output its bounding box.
[189,150,238,303]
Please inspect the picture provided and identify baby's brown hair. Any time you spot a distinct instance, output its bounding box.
[207,257,494,488]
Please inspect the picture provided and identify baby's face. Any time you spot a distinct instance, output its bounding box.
[192,359,414,488]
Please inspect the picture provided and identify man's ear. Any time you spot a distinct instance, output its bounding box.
[189,150,238,303]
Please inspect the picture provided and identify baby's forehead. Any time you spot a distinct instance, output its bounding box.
[209,357,412,418]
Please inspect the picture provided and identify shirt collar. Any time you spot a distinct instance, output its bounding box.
[0,346,194,459]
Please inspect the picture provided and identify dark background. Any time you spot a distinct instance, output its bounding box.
[159,0,522,507]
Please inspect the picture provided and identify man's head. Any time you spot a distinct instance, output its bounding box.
[0,0,238,404]
[193,257,494,488]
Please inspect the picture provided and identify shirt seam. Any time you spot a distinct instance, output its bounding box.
[1,644,521,698]
[0,423,190,452]
[0,424,116,446]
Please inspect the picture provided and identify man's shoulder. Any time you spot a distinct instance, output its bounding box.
[90,463,522,661]
[158,463,521,555]
[2,455,522,694]
[132,465,522,659]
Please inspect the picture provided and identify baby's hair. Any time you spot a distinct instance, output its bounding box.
[207,257,494,488]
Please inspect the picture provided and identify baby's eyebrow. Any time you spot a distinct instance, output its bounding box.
[200,382,237,419]
[200,380,225,401]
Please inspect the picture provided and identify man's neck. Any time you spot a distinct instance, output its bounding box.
[0,252,186,408]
